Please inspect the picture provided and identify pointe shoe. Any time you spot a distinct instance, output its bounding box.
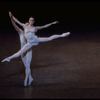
[1,57,10,63]
[61,32,70,37]
[28,78,33,86]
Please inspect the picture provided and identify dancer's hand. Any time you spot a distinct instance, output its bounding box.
[9,11,13,18]
[52,21,59,25]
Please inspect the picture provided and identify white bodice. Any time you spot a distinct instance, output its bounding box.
[25,27,36,34]
[24,27,39,45]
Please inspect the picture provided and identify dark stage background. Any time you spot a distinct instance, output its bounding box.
[1,0,100,99]
[0,0,100,34]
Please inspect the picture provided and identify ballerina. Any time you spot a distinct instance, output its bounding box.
[8,12,33,86]
[2,12,70,86]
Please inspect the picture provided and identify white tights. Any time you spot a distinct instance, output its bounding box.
[21,48,33,86]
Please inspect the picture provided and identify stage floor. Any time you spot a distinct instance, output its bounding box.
[0,32,100,99]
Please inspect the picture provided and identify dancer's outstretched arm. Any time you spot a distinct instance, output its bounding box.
[9,12,21,33]
[9,11,26,28]
[36,21,59,30]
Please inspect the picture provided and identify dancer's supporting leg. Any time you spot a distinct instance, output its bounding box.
[23,49,33,86]
[39,32,70,42]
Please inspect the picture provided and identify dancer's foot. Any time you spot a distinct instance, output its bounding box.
[61,32,70,37]
[1,57,11,63]
[28,77,33,86]
[24,80,27,87]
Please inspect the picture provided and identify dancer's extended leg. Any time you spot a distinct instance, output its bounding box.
[39,32,70,42]
[2,42,33,62]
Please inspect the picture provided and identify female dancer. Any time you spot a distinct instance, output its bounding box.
[2,12,70,86]
[9,12,33,86]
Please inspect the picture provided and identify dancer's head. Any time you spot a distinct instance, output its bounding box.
[28,17,34,25]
